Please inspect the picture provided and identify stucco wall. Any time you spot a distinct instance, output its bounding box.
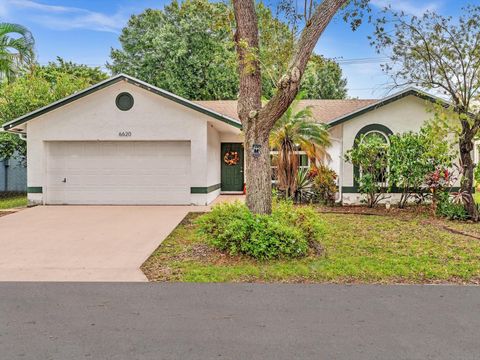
[336,95,462,205]
[341,95,439,188]
[207,124,221,187]
[25,81,223,205]
[326,125,342,186]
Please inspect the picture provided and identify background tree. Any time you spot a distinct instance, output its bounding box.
[269,94,330,198]
[0,59,108,160]
[109,0,238,100]
[371,5,480,220]
[0,23,35,82]
[39,57,107,85]
[109,0,348,101]
[300,55,347,99]
[233,0,368,213]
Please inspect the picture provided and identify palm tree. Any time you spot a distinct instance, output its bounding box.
[269,94,331,198]
[0,23,35,82]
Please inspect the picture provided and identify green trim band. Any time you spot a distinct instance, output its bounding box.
[190,183,221,194]
[342,186,463,194]
[27,187,42,194]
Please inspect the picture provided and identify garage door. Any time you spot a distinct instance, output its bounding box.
[46,141,191,205]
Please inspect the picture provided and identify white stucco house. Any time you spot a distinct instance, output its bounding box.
[1,74,460,206]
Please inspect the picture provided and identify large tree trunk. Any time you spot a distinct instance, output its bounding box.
[244,121,272,213]
[233,0,266,213]
[459,124,479,221]
[233,0,348,214]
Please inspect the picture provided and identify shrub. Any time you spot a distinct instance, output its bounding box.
[243,216,307,260]
[388,127,455,208]
[196,200,324,260]
[475,164,480,188]
[436,192,470,220]
[344,133,389,207]
[311,165,338,205]
[293,168,315,203]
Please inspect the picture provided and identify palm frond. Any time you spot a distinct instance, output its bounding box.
[0,23,35,82]
[270,92,331,198]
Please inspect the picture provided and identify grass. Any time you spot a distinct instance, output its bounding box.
[0,192,27,210]
[142,209,480,284]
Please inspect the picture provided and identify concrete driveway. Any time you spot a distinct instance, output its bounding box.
[0,206,196,281]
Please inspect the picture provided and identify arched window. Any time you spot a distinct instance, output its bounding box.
[362,130,390,145]
[353,124,393,188]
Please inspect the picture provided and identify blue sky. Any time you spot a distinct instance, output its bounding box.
[0,0,471,98]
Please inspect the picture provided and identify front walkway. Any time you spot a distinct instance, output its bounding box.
[0,196,243,282]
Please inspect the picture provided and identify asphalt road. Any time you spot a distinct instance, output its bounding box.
[0,283,479,360]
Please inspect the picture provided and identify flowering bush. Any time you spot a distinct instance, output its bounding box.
[310,165,338,205]
[424,167,457,216]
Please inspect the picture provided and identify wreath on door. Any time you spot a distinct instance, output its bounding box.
[224,151,240,166]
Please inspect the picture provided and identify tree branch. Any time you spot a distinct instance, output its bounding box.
[259,0,348,133]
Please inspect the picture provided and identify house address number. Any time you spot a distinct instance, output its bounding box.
[118,131,132,137]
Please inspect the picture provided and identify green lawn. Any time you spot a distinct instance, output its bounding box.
[142,210,480,284]
[0,193,27,210]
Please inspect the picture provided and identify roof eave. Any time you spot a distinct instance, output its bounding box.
[2,74,242,132]
[327,88,450,127]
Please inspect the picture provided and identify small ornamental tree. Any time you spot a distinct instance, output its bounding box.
[371,5,480,220]
[388,132,426,207]
[388,125,455,208]
[344,133,389,207]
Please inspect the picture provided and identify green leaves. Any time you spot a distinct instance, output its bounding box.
[0,22,35,82]
[108,0,347,101]
[109,0,238,101]
[345,125,455,208]
[0,59,108,160]
[196,200,323,260]
[300,55,347,99]
[270,93,331,195]
[345,133,389,207]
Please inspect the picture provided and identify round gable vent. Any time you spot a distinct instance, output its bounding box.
[116,92,134,111]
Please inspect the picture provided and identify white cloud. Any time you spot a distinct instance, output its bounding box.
[5,0,128,33]
[10,0,78,13]
[371,0,441,16]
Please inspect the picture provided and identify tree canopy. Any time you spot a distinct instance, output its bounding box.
[0,58,108,160]
[108,0,347,100]
[300,55,347,99]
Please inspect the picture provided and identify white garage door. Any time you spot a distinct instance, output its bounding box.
[46,141,191,205]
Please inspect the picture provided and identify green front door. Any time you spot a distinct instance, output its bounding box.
[221,143,244,192]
